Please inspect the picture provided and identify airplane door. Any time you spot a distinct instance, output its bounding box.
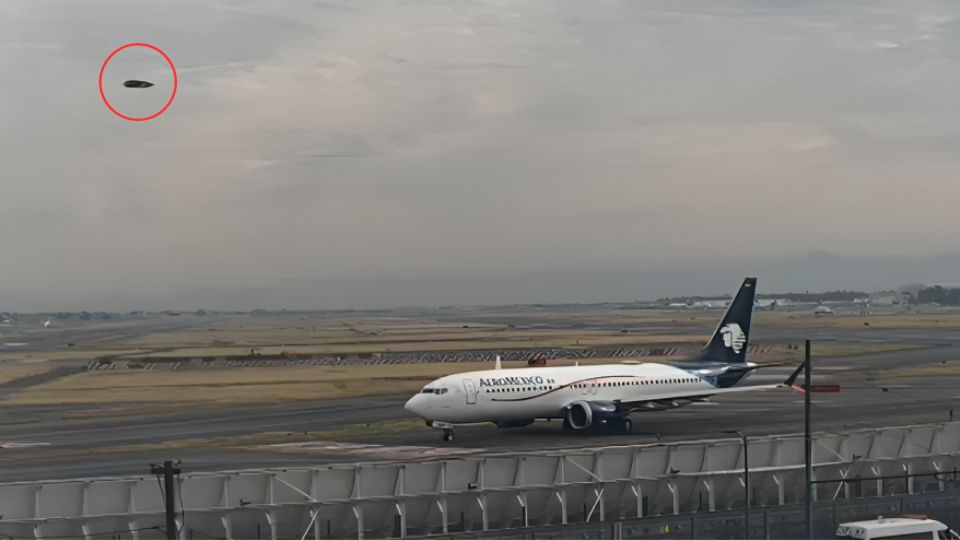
[463,379,478,405]
[589,381,598,396]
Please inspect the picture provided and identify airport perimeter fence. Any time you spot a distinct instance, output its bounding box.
[422,489,960,540]
[87,344,779,371]
[2,423,958,540]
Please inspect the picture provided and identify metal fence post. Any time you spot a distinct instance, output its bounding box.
[804,340,813,540]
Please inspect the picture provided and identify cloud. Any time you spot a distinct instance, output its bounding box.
[1,0,960,310]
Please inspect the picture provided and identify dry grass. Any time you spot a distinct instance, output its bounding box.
[0,364,49,384]
[5,342,927,407]
[134,333,701,358]
[750,343,931,365]
[880,363,960,379]
[5,311,951,367]
[810,343,930,357]
[1,356,645,407]
[3,362,494,406]
[0,349,147,363]
[754,312,960,330]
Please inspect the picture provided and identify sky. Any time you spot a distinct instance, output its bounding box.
[1,1,959,310]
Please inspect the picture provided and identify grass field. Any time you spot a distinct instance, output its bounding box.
[0,308,954,411]
[3,361,512,406]
[3,357,668,406]
[0,364,49,384]
[3,311,958,364]
[3,341,932,407]
[881,363,960,379]
[131,333,704,358]
[754,312,960,330]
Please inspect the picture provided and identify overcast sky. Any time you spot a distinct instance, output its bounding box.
[1,1,959,310]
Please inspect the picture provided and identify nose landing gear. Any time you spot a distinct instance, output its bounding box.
[430,421,456,442]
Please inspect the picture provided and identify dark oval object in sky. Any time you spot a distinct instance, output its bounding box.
[123,80,154,88]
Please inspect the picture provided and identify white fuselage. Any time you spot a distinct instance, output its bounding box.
[404,363,717,425]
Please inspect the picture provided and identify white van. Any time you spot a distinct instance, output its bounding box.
[836,516,959,540]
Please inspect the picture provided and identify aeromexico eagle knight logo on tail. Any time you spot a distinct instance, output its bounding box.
[721,323,746,353]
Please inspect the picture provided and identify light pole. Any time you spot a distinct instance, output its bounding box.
[725,430,749,539]
[785,340,839,540]
[805,340,813,540]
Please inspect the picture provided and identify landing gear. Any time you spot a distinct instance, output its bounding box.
[430,421,456,442]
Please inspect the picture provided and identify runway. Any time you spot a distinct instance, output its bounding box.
[0,334,957,482]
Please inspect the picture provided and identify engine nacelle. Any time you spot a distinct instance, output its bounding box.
[564,400,623,430]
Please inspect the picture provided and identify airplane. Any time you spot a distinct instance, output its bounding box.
[814,304,834,316]
[123,80,154,88]
[405,277,789,442]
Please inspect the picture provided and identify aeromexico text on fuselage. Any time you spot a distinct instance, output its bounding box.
[480,375,555,387]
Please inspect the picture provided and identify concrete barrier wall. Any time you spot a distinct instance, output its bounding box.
[1,422,958,539]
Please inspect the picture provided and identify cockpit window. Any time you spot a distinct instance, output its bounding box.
[421,387,448,394]
[421,388,435,394]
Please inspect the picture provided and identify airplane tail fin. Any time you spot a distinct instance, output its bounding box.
[695,277,757,364]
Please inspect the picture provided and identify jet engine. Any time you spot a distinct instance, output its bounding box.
[563,400,631,431]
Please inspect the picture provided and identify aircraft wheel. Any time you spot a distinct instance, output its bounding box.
[442,430,455,442]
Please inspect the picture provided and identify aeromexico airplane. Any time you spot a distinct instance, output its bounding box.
[405,277,789,441]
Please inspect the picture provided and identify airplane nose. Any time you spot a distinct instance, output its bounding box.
[404,395,424,416]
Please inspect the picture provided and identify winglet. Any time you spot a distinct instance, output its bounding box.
[495,355,502,370]
[781,360,805,391]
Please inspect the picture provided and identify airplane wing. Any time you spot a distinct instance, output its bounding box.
[620,383,788,411]
[620,363,801,411]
